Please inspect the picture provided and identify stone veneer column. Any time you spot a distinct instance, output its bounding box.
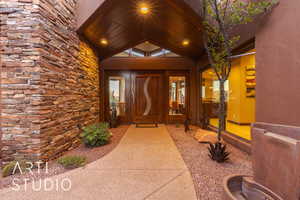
[0,0,42,163]
[0,0,101,163]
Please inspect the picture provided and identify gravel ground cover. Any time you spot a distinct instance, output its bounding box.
[167,125,253,200]
[0,125,129,189]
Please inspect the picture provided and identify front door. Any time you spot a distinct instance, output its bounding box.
[132,73,163,123]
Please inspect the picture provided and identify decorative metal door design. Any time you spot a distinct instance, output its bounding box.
[132,73,162,123]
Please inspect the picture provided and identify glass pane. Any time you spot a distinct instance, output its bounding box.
[169,76,186,115]
[202,69,229,122]
[202,49,256,141]
[113,42,180,57]
[109,76,126,117]
[202,69,229,103]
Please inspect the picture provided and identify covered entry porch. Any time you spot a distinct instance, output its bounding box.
[102,56,196,125]
[78,0,207,127]
[78,0,258,148]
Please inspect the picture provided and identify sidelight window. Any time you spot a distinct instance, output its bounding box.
[169,76,186,115]
[109,76,126,117]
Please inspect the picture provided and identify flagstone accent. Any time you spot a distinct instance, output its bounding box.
[0,0,100,163]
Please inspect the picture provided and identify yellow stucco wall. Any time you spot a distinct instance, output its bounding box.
[227,50,256,124]
[202,70,215,102]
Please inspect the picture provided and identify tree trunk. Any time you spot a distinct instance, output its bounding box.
[218,79,226,141]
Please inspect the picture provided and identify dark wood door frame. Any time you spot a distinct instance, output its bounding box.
[103,70,192,124]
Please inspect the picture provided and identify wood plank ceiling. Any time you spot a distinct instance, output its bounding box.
[78,0,205,60]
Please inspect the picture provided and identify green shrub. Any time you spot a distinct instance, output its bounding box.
[80,122,112,147]
[57,155,86,169]
[2,160,28,177]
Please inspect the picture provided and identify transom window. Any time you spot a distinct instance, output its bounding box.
[113,42,180,57]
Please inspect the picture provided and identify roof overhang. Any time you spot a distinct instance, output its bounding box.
[77,0,205,60]
[77,0,258,60]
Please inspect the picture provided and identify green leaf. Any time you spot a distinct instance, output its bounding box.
[80,122,112,148]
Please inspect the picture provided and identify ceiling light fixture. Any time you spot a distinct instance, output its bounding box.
[139,3,150,15]
[100,38,108,46]
[182,39,190,46]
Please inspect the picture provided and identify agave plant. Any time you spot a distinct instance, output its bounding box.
[208,142,230,163]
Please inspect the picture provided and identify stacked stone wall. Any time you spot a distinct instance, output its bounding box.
[0,0,100,163]
[0,0,42,163]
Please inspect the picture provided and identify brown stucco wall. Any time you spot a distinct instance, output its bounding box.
[0,0,100,163]
[255,0,300,127]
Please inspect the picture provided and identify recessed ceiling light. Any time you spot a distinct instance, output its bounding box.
[139,3,150,15]
[100,38,108,46]
[182,39,190,46]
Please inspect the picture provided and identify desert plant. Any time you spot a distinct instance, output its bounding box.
[57,155,86,169]
[2,160,28,177]
[80,122,112,147]
[201,0,278,141]
[208,142,230,163]
[200,0,277,163]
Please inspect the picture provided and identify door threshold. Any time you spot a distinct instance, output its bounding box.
[135,122,159,128]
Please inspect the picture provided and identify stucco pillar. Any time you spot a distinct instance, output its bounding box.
[255,0,300,127]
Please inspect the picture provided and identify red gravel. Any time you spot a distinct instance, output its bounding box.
[0,125,129,189]
[166,125,253,200]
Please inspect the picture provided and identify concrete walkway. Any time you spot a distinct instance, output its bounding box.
[0,125,197,200]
